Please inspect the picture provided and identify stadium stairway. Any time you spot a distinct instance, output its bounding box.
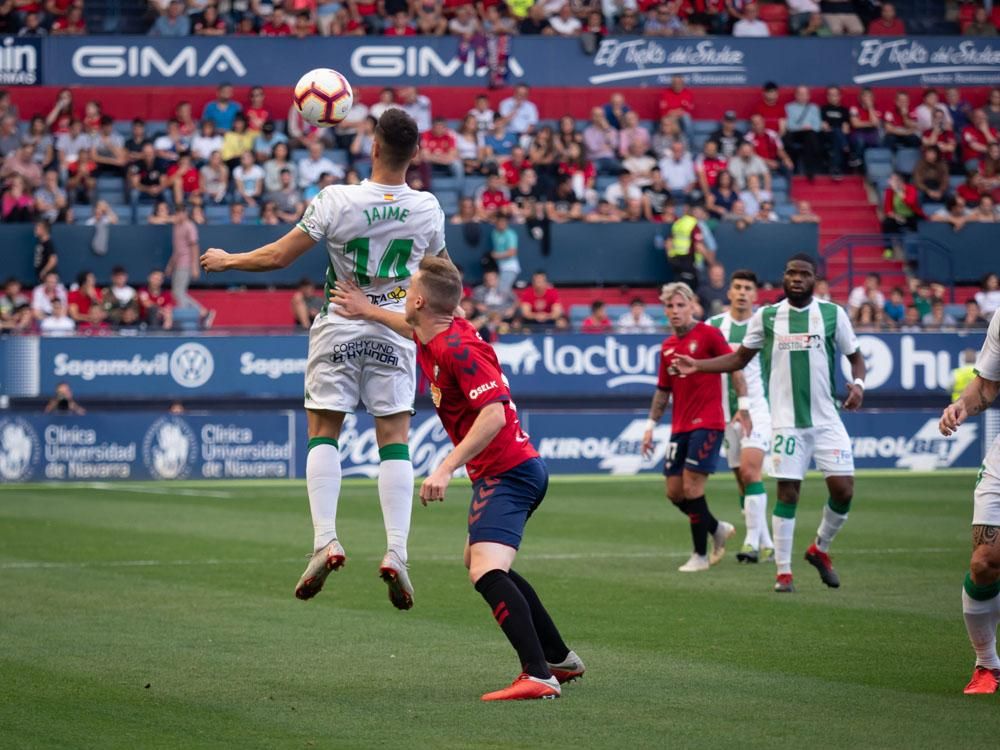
[793,175,906,298]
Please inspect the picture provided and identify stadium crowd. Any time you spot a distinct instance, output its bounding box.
[4,1,986,39]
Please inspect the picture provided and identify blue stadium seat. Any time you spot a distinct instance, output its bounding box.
[73,205,94,223]
[436,189,459,216]
[205,205,230,224]
[865,147,893,165]
[172,307,201,332]
[866,162,893,184]
[433,176,463,192]
[134,204,154,224]
[894,148,920,176]
[692,120,717,136]
[463,176,486,198]
[950,175,965,188]
[772,175,789,192]
[923,202,944,216]
[774,203,797,220]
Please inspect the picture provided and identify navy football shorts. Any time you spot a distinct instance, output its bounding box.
[467,457,548,549]
[664,428,723,477]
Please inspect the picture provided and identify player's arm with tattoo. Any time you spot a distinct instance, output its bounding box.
[731,369,753,436]
[940,375,1000,437]
[673,345,758,375]
[641,388,671,458]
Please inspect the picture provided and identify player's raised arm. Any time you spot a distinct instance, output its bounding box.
[420,402,506,504]
[200,226,315,273]
[330,279,414,338]
[673,344,757,376]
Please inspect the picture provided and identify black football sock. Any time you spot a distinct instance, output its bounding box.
[687,496,719,536]
[475,569,551,679]
[677,499,707,556]
[507,569,570,664]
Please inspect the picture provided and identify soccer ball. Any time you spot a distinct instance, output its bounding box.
[292,68,354,128]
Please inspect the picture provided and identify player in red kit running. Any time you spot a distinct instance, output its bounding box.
[331,256,583,702]
[642,282,751,572]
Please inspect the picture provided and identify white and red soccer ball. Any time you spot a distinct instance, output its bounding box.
[293,68,354,128]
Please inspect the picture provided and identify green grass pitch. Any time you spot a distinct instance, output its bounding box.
[2,472,1000,749]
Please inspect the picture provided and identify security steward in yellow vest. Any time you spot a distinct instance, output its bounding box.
[950,349,978,402]
[665,206,708,291]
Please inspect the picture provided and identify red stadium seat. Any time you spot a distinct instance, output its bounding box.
[766,19,788,36]
[758,3,789,22]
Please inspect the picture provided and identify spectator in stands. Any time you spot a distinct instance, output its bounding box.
[961,108,999,172]
[398,86,431,133]
[581,300,612,333]
[643,2,685,35]
[34,169,70,224]
[866,1,903,34]
[752,82,785,135]
[137,269,174,329]
[259,5,293,35]
[290,277,322,329]
[498,84,539,141]
[85,199,119,227]
[349,115,376,169]
[175,101,198,138]
[883,91,920,151]
[546,173,584,223]
[881,171,924,246]
[549,2,582,34]
[790,199,820,223]
[148,199,173,225]
[2,174,34,222]
[520,270,568,330]
[202,83,243,132]
[500,145,530,187]
[733,2,769,36]
[746,113,793,179]
[961,299,988,330]
[658,76,694,136]
[914,88,951,133]
[528,126,559,191]
[922,299,958,331]
[150,0,192,36]
[510,167,546,228]
[124,119,150,166]
[152,119,186,164]
[651,115,687,161]
[616,297,656,333]
[467,94,495,136]
[899,304,922,332]
[227,202,245,225]
[964,5,997,37]
[603,93,630,132]
[0,277,33,332]
[383,9,415,35]
[3,141,42,190]
[57,119,96,204]
[912,145,950,204]
[727,140,770,192]
[659,139,697,198]
[753,199,779,223]
[165,152,200,207]
[30,270,66,320]
[622,139,656,185]
[221,114,256,170]
[193,3,227,34]
[582,107,620,175]
[911,281,935,317]
[253,121,287,163]
[641,167,673,222]
[921,108,958,169]
[931,194,970,231]
[604,169,642,211]
[852,302,884,333]
[584,198,622,223]
[944,86,973,134]
[820,0,863,34]
[189,119,223,164]
[784,85,821,180]
[0,114,21,158]
[986,89,1000,134]
[848,272,885,314]
[847,86,881,168]
[475,171,511,221]
[102,268,141,329]
[263,142,297,194]
[481,120,516,164]
[415,2,447,34]
[233,151,264,206]
[977,272,1000,316]
[695,139,727,197]
[199,151,229,205]
[166,205,201,312]
[448,4,479,36]
[819,85,850,179]
[421,117,463,183]
[617,111,650,161]
[45,89,74,137]
[472,269,518,322]
[957,169,986,206]
[555,115,581,160]
[23,115,53,168]
[519,1,553,33]
[971,194,999,222]
[786,0,823,35]
[298,140,342,189]
[698,263,729,318]
[883,286,906,325]
[737,171,771,217]
[267,169,305,223]
[490,214,521,292]
[67,270,107,330]
[86,116,125,181]
[706,169,738,218]
[38,296,75,337]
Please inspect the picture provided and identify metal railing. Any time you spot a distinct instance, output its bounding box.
[820,233,956,301]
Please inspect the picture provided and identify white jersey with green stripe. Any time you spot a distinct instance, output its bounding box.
[707,311,765,422]
[975,309,1000,381]
[296,180,447,318]
[742,297,859,429]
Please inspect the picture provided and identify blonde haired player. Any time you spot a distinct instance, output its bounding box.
[201,109,448,609]
[706,269,775,564]
[940,309,1000,694]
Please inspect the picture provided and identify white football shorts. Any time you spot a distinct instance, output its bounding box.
[973,436,1000,527]
[724,407,772,469]
[304,314,416,417]
[767,420,855,480]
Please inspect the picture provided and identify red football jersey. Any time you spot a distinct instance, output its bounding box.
[656,321,728,433]
[416,318,538,480]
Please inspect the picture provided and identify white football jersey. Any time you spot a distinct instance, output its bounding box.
[707,311,765,421]
[297,180,447,317]
[976,309,1000,382]
[743,298,859,429]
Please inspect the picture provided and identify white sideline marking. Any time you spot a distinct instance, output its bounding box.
[79,483,235,499]
[0,547,958,571]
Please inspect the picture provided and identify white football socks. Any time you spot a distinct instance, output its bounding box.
[378,444,414,564]
[306,438,342,551]
[772,514,796,575]
[816,502,849,552]
[744,481,769,551]
[962,587,1000,670]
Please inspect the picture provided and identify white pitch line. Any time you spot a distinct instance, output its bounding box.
[76,483,235,499]
[0,547,960,571]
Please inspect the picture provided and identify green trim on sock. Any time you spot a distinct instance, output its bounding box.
[827,497,852,515]
[965,572,1000,601]
[307,436,338,451]
[774,501,798,519]
[745,481,766,496]
[379,443,410,461]
[739,495,745,510]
